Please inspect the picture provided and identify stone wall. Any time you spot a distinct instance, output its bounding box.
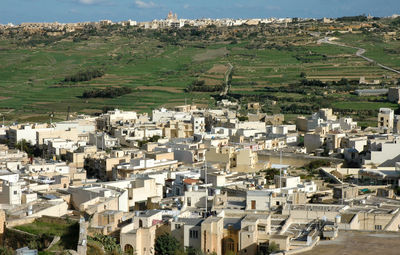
[258,151,343,168]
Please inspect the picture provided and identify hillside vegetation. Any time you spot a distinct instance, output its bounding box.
[0,18,399,126]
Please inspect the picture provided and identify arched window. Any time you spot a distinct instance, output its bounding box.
[124,244,134,254]
[224,238,235,252]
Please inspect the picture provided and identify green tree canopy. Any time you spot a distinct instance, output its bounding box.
[155,233,180,255]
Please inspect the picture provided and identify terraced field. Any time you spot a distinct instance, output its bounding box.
[0,22,399,124]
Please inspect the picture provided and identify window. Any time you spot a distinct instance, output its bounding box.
[187,197,191,207]
[124,244,134,253]
[190,230,198,239]
[13,191,17,195]
[276,201,280,206]
[251,200,256,210]
[175,224,181,229]
[257,225,266,232]
[375,225,382,230]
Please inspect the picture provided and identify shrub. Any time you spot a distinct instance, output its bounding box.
[82,87,132,98]
[62,68,105,84]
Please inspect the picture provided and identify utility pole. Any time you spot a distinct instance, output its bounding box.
[102,133,104,151]
[204,160,208,218]
[66,106,70,121]
[279,149,282,189]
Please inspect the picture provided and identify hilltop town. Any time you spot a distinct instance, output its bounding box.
[1,99,400,254]
[0,9,400,255]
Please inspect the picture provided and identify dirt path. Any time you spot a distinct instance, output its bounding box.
[318,37,400,75]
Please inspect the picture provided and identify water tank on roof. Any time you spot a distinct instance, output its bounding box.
[27,205,33,216]
[187,185,193,192]
[215,189,221,195]
[335,215,341,224]
[193,185,199,191]
[135,211,140,217]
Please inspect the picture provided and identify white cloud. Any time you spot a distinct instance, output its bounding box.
[76,0,105,5]
[135,0,157,8]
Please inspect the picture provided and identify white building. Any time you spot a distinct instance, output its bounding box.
[26,161,69,175]
[192,116,205,135]
[0,180,23,205]
[89,132,120,149]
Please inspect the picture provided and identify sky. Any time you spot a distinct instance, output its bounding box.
[1,0,399,24]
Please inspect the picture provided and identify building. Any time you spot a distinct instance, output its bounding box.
[378,108,394,131]
[0,180,23,205]
[388,87,400,104]
[89,132,120,149]
[201,217,224,255]
[333,184,359,200]
[120,210,162,255]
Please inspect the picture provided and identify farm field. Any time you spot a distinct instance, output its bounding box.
[0,20,399,124]
[11,218,79,253]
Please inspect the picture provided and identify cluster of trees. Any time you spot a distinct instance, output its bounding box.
[295,53,327,63]
[297,78,358,90]
[391,17,400,26]
[261,78,358,99]
[88,234,121,255]
[185,80,224,93]
[259,168,281,181]
[303,160,331,173]
[336,15,369,22]
[62,68,105,83]
[0,246,13,255]
[16,34,67,47]
[280,104,315,114]
[138,135,161,148]
[299,79,328,87]
[82,87,132,98]
[334,108,377,117]
[15,139,42,157]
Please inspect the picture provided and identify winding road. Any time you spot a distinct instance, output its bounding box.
[220,63,234,96]
[318,37,400,74]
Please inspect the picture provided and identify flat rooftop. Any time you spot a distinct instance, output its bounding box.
[299,231,400,255]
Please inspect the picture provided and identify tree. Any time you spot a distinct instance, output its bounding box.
[0,246,13,255]
[267,241,279,254]
[155,233,180,255]
[15,139,42,157]
[88,234,121,255]
[303,160,331,174]
[185,246,203,255]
